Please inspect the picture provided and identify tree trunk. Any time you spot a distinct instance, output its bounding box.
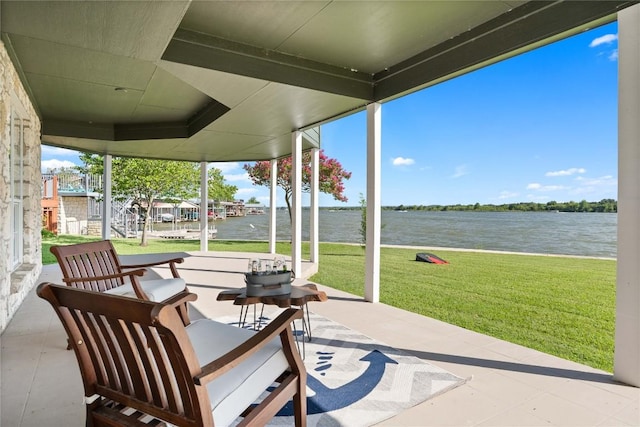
[140,197,153,246]
[140,212,149,246]
[284,191,292,224]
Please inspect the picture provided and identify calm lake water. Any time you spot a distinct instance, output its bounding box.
[162,210,617,258]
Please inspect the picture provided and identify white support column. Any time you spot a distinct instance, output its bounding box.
[200,162,208,252]
[291,132,303,275]
[365,103,381,303]
[101,155,112,240]
[614,3,640,388]
[310,148,320,263]
[269,159,278,254]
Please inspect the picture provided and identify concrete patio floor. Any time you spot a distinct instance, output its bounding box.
[2,251,638,426]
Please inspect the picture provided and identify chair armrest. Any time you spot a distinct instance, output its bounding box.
[161,290,198,307]
[119,253,185,278]
[120,257,184,269]
[195,308,303,386]
[161,290,198,325]
[61,268,147,284]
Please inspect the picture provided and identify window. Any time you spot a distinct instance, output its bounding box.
[9,102,26,270]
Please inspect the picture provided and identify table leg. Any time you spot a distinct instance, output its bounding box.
[257,304,265,330]
[252,304,257,329]
[239,305,248,328]
[303,303,313,341]
[291,318,305,359]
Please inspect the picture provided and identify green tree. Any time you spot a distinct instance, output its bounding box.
[76,152,104,175]
[77,154,199,246]
[207,167,237,202]
[114,158,199,245]
[246,197,260,204]
[243,150,351,221]
[578,199,590,212]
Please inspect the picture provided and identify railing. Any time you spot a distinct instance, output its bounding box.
[42,172,102,193]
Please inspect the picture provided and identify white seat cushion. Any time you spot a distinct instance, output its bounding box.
[103,277,186,302]
[185,319,290,427]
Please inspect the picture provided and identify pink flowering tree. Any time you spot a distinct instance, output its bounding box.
[243,150,352,221]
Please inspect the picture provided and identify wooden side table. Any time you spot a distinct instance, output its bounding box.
[217,283,328,344]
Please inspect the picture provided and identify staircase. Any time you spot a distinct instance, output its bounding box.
[110,198,139,238]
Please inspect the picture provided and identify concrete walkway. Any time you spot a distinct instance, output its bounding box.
[2,251,638,426]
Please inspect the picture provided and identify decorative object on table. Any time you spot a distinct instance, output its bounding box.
[217,284,328,351]
[245,257,295,296]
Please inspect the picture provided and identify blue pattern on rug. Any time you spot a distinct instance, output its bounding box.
[277,350,398,416]
[221,310,468,427]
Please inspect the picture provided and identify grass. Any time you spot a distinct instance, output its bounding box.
[41,235,616,372]
[313,244,616,372]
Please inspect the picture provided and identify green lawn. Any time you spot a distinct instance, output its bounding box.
[42,235,616,372]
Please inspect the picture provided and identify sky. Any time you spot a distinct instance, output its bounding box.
[42,22,619,208]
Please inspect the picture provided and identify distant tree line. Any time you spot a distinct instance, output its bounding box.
[388,199,617,213]
[325,199,617,213]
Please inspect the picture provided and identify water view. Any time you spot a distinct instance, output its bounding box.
[154,210,617,258]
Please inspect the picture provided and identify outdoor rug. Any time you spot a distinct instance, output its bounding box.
[216,309,469,427]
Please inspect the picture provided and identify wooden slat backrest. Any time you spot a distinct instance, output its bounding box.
[37,283,213,427]
[50,240,126,292]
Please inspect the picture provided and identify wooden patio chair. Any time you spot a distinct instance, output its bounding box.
[50,240,190,324]
[37,282,307,427]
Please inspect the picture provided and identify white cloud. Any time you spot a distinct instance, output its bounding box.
[209,162,241,173]
[41,159,78,172]
[575,175,615,185]
[609,49,619,61]
[527,183,568,192]
[451,164,469,178]
[392,157,415,166]
[545,167,586,177]
[589,34,617,48]
[571,175,617,196]
[542,185,569,191]
[498,191,519,199]
[225,172,250,182]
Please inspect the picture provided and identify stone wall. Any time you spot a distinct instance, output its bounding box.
[59,196,89,235]
[0,40,43,333]
[87,219,102,236]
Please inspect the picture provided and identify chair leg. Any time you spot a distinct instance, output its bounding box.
[293,377,307,427]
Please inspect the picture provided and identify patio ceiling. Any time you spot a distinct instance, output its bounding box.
[1,1,634,163]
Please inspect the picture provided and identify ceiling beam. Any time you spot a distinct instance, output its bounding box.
[188,99,231,135]
[374,0,635,101]
[42,120,115,141]
[43,98,229,141]
[162,28,374,101]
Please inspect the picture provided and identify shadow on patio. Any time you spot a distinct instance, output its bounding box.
[2,251,638,426]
